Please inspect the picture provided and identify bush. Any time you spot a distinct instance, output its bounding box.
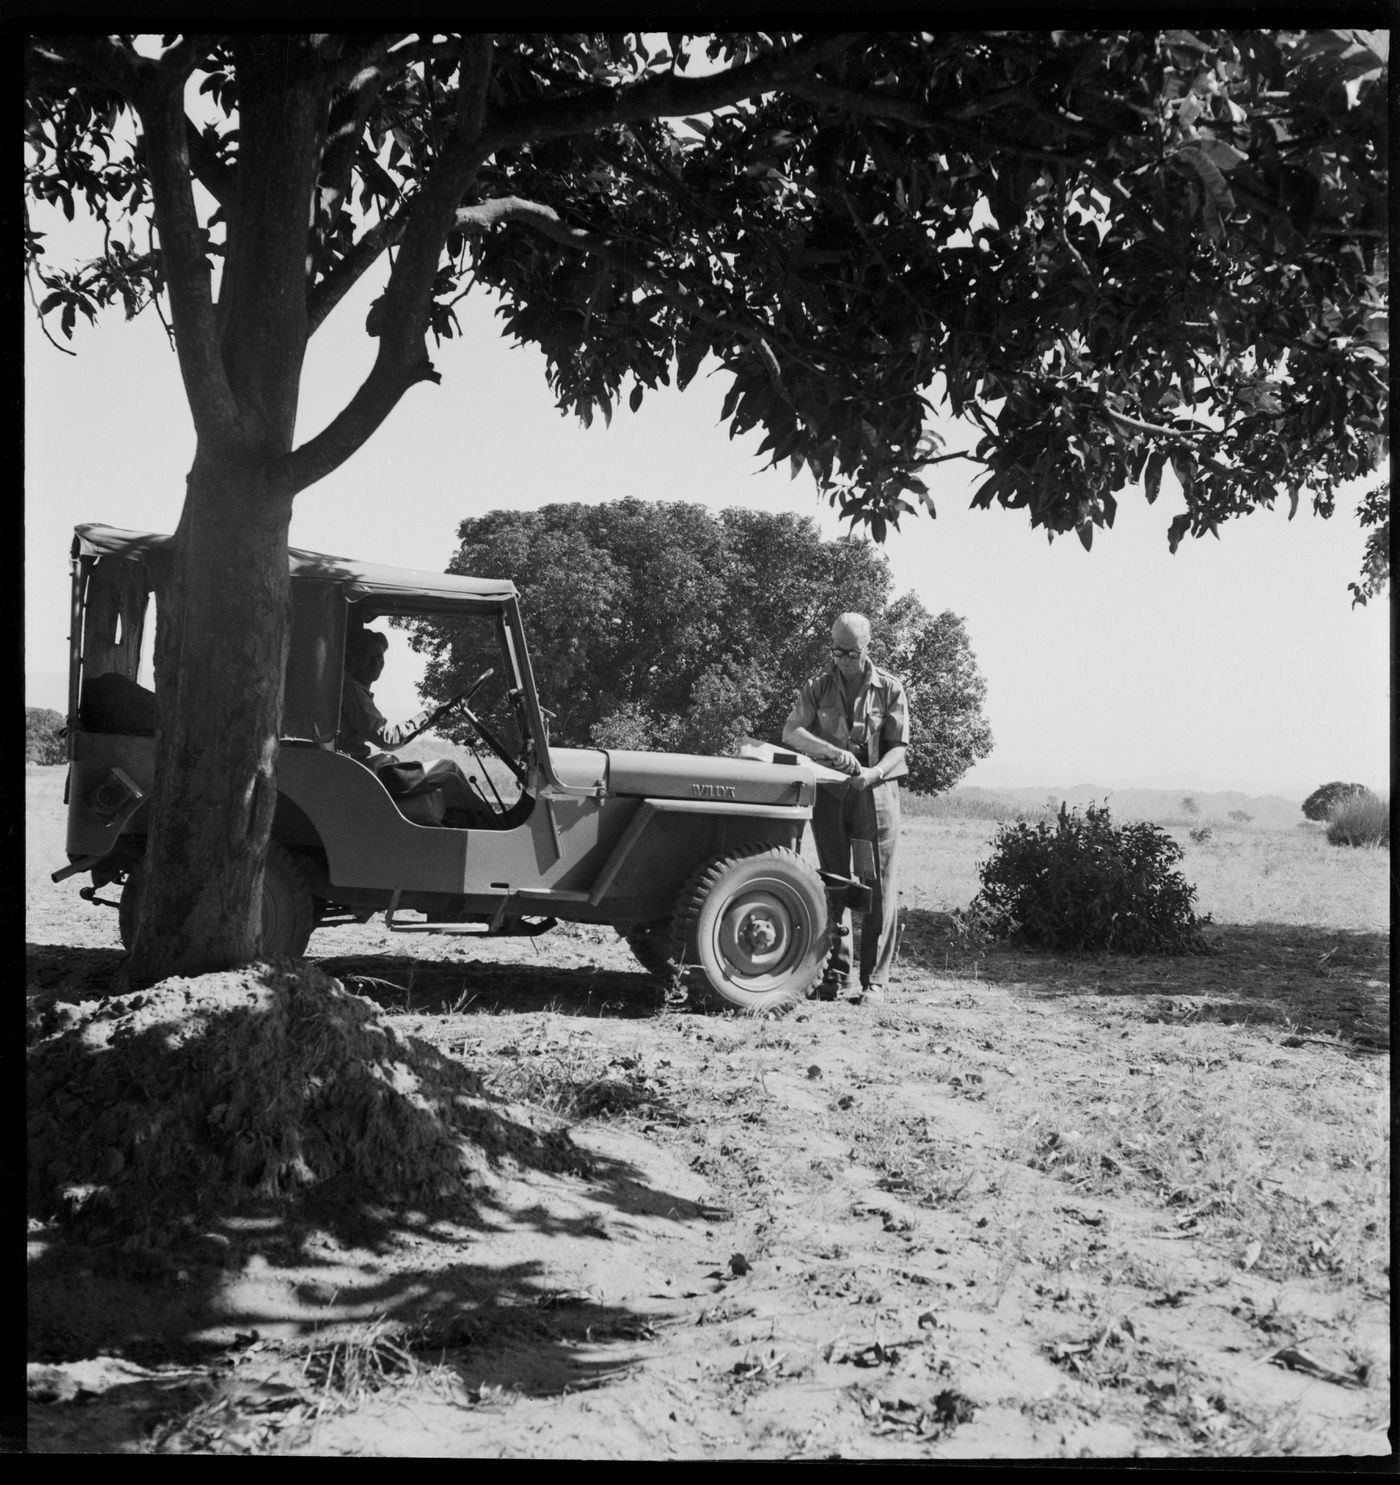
[1227,810,1252,824]
[26,706,66,765]
[1302,781,1367,822]
[1326,791,1390,848]
[970,801,1211,954]
[1189,826,1213,844]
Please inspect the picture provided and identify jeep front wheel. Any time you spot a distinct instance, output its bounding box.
[118,842,316,958]
[671,845,831,1013]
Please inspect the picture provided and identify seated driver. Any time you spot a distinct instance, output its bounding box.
[339,627,490,827]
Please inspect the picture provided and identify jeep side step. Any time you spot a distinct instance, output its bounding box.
[383,891,557,937]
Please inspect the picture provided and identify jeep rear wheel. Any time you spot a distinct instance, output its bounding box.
[118,842,316,958]
[671,845,831,1014]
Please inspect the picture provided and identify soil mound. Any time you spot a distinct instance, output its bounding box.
[28,962,579,1242]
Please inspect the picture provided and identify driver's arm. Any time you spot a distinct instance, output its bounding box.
[369,698,436,749]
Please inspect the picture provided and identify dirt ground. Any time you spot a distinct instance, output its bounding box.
[24,775,1391,1459]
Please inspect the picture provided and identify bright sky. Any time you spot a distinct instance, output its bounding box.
[25,261,1390,798]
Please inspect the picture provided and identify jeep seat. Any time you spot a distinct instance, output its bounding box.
[392,788,448,826]
[373,764,450,826]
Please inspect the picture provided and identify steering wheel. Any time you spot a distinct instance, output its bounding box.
[429,666,495,722]
[436,667,529,786]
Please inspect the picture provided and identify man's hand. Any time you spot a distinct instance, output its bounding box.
[826,749,862,776]
[849,765,882,792]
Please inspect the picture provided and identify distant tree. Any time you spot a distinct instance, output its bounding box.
[1181,795,1201,817]
[26,30,1387,978]
[1302,780,1368,821]
[412,500,993,790]
[1227,809,1252,823]
[26,707,66,765]
[872,594,994,794]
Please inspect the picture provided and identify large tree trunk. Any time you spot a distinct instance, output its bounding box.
[126,455,295,982]
[120,36,327,984]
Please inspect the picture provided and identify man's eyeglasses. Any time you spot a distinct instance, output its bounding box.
[830,646,865,659]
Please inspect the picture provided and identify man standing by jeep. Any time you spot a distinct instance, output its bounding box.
[782,613,909,1004]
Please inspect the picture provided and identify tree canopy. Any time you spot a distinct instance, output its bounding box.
[411,500,993,794]
[26,707,66,766]
[28,30,1389,569]
[1301,780,1367,821]
[22,29,1388,977]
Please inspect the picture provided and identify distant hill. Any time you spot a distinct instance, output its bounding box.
[988,784,1304,829]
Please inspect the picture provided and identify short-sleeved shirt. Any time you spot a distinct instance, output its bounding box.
[787,661,911,781]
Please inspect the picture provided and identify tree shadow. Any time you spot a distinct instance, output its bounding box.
[26,963,717,1450]
[313,951,666,1019]
[25,941,670,1022]
[896,908,1389,1048]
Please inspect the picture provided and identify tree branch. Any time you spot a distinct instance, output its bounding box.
[287,38,499,489]
[307,202,410,334]
[284,349,439,494]
[291,34,858,491]
[311,57,393,279]
[184,116,233,206]
[155,34,225,87]
[130,62,237,430]
[455,196,757,349]
[785,75,1105,167]
[484,33,861,149]
[27,35,152,98]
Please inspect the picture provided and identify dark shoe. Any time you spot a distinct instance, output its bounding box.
[816,977,850,1002]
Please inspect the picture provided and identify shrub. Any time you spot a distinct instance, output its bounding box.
[1227,810,1252,824]
[26,706,66,765]
[970,801,1211,954]
[1302,781,1367,822]
[1326,791,1389,848]
[1189,826,1213,844]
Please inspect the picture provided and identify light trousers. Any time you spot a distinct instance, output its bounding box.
[812,779,901,988]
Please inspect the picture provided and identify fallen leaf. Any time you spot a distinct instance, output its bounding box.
[1269,1347,1368,1389]
[1241,1240,1262,1271]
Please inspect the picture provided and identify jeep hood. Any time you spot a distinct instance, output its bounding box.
[548,746,819,807]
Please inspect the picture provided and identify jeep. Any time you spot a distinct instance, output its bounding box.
[55,523,870,1013]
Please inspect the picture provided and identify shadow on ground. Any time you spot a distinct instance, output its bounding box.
[315,954,665,1019]
[25,943,666,1022]
[27,959,713,1451]
[898,909,1389,1048]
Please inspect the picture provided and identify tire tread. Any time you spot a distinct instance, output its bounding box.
[669,842,831,1014]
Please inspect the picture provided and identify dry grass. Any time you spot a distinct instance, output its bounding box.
[895,814,1390,932]
[1004,1024,1390,1286]
[1327,791,1390,849]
